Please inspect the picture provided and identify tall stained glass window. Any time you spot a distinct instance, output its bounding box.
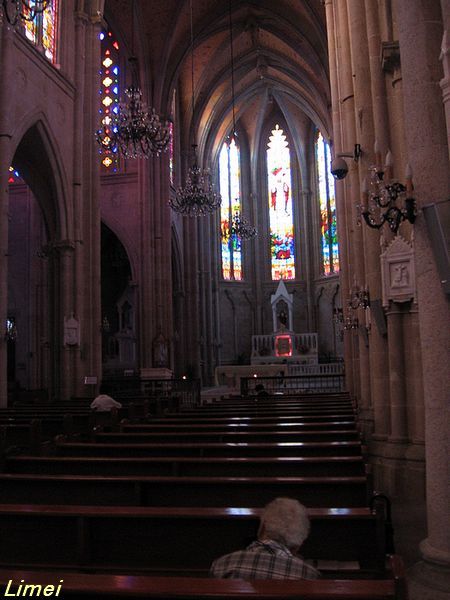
[169,90,176,186]
[23,0,59,63]
[316,131,339,275]
[99,29,120,171]
[267,125,295,280]
[219,137,242,281]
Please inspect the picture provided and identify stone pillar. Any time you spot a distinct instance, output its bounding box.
[394,1,450,597]
[385,304,407,441]
[440,29,450,163]
[0,15,14,407]
[363,0,391,436]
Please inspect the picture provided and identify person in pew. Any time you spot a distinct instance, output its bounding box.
[255,383,269,397]
[90,385,122,412]
[210,497,320,580]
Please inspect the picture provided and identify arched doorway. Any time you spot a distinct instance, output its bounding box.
[101,223,136,378]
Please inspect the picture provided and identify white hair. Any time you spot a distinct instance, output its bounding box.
[258,497,310,550]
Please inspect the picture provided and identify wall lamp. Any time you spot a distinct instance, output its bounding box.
[360,145,416,234]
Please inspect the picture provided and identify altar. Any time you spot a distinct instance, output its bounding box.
[251,280,318,365]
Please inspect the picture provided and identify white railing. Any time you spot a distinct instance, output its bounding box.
[288,363,344,376]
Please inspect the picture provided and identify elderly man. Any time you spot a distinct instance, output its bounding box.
[210,497,320,580]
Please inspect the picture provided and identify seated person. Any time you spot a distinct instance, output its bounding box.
[210,497,320,580]
[255,383,269,397]
[90,385,122,412]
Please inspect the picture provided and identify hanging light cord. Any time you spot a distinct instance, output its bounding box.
[229,0,237,137]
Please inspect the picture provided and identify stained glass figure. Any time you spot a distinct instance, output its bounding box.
[99,29,120,171]
[219,137,242,281]
[316,132,339,274]
[23,0,58,63]
[267,125,295,280]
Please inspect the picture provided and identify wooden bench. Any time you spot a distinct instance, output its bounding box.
[5,454,368,477]
[120,419,357,432]
[0,566,406,599]
[93,429,361,444]
[0,505,385,574]
[0,474,370,507]
[146,414,357,424]
[55,439,364,458]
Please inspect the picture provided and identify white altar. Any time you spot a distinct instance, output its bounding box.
[251,280,318,365]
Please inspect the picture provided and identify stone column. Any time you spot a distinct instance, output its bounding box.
[394,1,450,598]
[385,304,407,441]
[363,0,391,437]
[0,15,14,407]
[324,0,356,397]
[440,26,450,162]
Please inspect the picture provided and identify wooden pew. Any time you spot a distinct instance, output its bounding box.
[93,429,361,444]
[55,439,364,457]
[0,474,370,507]
[145,414,357,424]
[0,505,385,574]
[120,419,357,432]
[0,566,406,600]
[5,454,367,477]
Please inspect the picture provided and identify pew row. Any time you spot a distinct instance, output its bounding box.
[55,440,364,457]
[0,505,385,574]
[0,566,407,600]
[0,473,370,507]
[4,454,367,477]
[93,430,361,444]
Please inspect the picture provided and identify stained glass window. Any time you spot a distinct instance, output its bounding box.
[23,0,59,63]
[219,137,242,281]
[267,125,295,280]
[169,90,176,186]
[99,29,120,171]
[316,132,339,275]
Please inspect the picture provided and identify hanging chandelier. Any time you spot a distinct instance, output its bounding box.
[170,144,221,216]
[169,0,220,216]
[96,2,170,160]
[222,211,257,241]
[2,0,47,25]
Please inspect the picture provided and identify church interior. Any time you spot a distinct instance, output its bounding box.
[0,0,449,598]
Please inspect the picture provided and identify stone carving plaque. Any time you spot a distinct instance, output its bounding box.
[381,236,416,307]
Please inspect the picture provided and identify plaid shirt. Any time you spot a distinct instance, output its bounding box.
[209,539,320,580]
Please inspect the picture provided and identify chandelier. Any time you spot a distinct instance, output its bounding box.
[169,0,220,216]
[360,146,416,234]
[2,0,47,25]
[170,145,221,216]
[96,3,170,160]
[222,211,257,241]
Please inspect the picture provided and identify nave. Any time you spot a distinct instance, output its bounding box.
[0,389,407,599]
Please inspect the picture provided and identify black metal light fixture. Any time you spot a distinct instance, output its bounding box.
[360,146,416,234]
[2,0,47,25]
[169,0,220,216]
